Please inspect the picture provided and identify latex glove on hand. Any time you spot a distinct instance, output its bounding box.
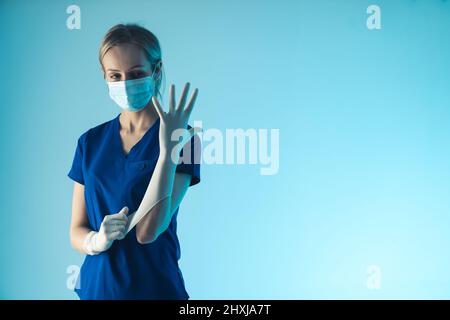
[151,83,202,162]
[124,83,201,235]
[83,206,129,255]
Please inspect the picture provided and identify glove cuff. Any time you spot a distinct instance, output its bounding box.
[83,231,101,255]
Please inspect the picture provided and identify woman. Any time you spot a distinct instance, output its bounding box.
[68,23,201,300]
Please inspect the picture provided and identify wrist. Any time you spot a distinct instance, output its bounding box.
[159,149,180,166]
[83,231,99,255]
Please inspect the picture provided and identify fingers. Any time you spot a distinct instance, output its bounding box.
[103,207,129,225]
[154,83,198,119]
[113,207,128,220]
[152,83,198,136]
[104,221,127,241]
[177,82,190,113]
[99,207,130,243]
[118,206,129,215]
[107,230,126,241]
[116,232,126,241]
[106,212,128,222]
[104,206,128,217]
[105,223,126,233]
[169,84,176,114]
[184,87,199,117]
[106,220,127,227]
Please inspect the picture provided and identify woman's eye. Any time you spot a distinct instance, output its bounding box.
[109,74,120,80]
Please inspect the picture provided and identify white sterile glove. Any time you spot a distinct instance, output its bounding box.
[125,195,171,234]
[125,83,201,235]
[83,206,129,255]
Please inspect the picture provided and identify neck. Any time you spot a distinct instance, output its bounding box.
[119,103,158,133]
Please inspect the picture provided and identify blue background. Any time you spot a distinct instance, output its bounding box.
[0,0,449,299]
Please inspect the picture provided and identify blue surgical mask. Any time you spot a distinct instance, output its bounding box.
[107,75,155,112]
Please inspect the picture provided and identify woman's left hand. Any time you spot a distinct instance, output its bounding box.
[151,82,201,163]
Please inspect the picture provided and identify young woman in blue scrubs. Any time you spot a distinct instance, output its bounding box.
[68,24,201,300]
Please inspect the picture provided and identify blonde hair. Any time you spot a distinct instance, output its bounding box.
[99,23,165,100]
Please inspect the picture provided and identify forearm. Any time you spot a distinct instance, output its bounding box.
[145,151,178,209]
[135,196,173,243]
[70,226,93,254]
[128,150,179,239]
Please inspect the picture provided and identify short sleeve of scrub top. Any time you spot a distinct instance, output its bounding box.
[67,113,200,300]
[68,132,87,185]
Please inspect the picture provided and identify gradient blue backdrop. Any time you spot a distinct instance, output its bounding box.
[0,0,449,299]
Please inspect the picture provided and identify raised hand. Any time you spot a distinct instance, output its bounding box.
[151,82,201,164]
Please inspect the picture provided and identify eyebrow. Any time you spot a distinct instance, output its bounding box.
[106,65,147,72]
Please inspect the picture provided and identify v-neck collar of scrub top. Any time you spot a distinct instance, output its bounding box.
[114,113,160,160]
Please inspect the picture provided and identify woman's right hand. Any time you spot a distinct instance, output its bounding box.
[95,206,129,251]
[83,206,129,255]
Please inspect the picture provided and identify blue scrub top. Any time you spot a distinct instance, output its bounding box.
[67,113,200,300]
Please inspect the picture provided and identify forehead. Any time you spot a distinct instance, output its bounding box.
[102,43,150,71]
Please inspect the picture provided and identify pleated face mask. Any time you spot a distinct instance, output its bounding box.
[107,75,155,112]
